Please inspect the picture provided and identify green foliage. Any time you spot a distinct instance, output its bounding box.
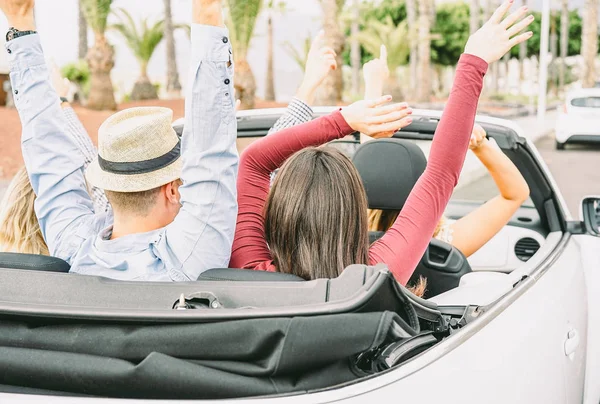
[62,60,91,95]
[431,2,469,66]
[355,17,410,69]
[283,35,312,71]
[227,0,263,57]
[509,10,582,58]
[341,0,406,66]
[111,8,164,65]
[80,0,113,34]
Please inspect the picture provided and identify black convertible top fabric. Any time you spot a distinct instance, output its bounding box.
[0,311,399,399]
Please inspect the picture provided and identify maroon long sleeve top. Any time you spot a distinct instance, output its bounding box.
[229,54,488,285]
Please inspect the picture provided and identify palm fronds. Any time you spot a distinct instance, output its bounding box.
[80,0,113,34]
[111,8,164,65]
[355,16,411,69]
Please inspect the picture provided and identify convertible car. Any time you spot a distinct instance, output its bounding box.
[0,108,599,404]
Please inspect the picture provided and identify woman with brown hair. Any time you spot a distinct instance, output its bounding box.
[229,1,534,285]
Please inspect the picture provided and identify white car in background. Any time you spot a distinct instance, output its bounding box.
[555,88,600,150]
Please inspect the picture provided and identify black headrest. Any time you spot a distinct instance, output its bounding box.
[352,139,427,211]
[0,253,70,273]
[198,268,305,282]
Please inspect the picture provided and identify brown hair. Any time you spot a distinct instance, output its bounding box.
[0,167,49,255]
[264,146,370,280]
[105,187,162,216]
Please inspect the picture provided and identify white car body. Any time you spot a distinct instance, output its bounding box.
[3,112,600,404]
[555,88,600,147]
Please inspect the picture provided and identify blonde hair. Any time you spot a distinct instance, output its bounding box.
[368,209,447,238]
[368,208,450,298]
[0,167,49,255]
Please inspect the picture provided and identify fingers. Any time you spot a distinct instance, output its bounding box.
[508,31,533,48]
[235,99,241,110]
[312,30,325,47]
[368,108,412,125]
[380,44,388,65]
[370,117,413,134]
[371,102,410,116]
[365,95,393,108]
[501,5,528,29]
[506,14,535,37]
[489,0,514,25]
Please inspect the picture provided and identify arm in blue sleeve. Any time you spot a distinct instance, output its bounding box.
[157,24,238,281]
[7,35,98,262]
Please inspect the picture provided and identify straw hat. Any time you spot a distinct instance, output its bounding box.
[86,107,182,192]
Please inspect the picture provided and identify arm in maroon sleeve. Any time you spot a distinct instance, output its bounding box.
[369,54,489,285]
[230,111,355,269]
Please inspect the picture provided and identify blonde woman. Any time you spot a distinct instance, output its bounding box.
[0,67,109,255]
[363,46,530,259]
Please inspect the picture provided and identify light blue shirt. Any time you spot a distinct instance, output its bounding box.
[7,25,238,282]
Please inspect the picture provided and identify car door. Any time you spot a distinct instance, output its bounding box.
[574,233,600,404]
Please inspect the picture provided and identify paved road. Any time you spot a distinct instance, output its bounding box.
[456,132,600,217]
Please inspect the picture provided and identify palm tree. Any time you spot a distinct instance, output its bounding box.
[111,8,165,100]
[81,0,116,110]
[350,0,360,95]
[227,0,263,109]
[78,0,88,60]
[356,17,410,99]
[314,0,345,105]
[164,0,181,98]
[559,0,568,91]
[416,0,433,102]
[283,35,312,71]
[582,0,598,88]
[263,0,285,101]
[406,0,418,93]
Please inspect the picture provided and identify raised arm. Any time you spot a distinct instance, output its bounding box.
[3,0,99,262]
[446,125,530,257]
[369,0,534,284]
[157,0,238,281]
[51,65,111,214]
[267,31,336,135]
[230,98,414,269]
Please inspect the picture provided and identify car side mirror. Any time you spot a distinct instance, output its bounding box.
[581,196,600,236]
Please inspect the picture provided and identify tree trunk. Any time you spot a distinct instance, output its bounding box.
[264,13,276,101]
[582,0,598,88]
[235,59,256,110]
[131,62,158,101]
[406,0,418,93]
[489,0,500,94]
[559,0,568,91]
[86,35,117,110]
[78,1,88,60]
[416,0,432,102]
[550,13,558,96]
[518,0,528,83]
[469,0,479,35]
[350,0,360,96]
[164,0,181,98]
[315,0,344,105]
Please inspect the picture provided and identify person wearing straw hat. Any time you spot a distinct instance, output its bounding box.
[2,0,239,281]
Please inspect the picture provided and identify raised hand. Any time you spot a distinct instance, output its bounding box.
[363,44,390,99]
[0,0,35,31]
[469,124,488,151]
[464,0,534,64]
[297,31,337,104]
[340,95,412,138]
[50,62,71,100]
